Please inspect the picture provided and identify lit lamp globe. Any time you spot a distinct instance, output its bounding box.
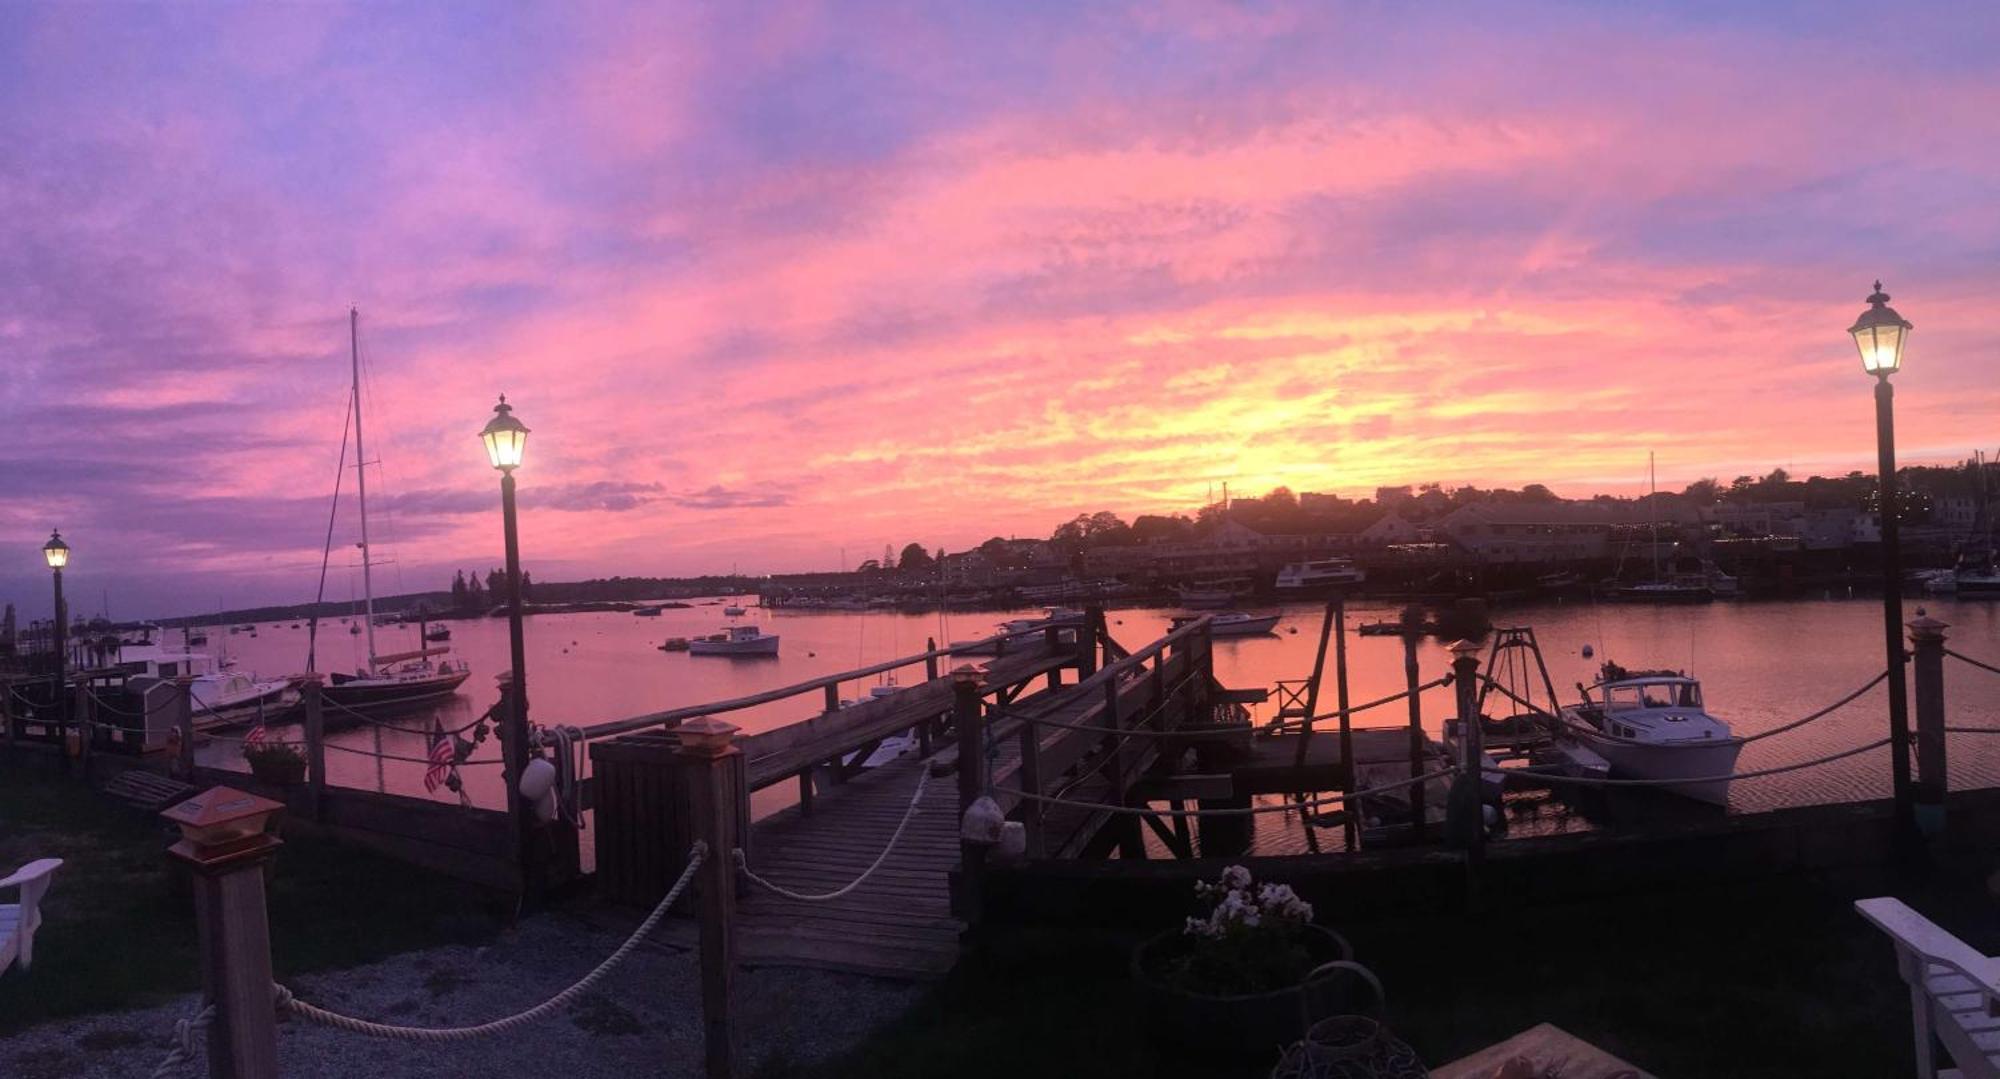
[1849,280,1913,377]
[42,530,69,570]
[480,395,529,471]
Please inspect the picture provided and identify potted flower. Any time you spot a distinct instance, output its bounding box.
[1132,865,1367,1054]
[243,739,307,786]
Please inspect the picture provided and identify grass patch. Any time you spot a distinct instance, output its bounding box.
[0,756,509,1034]
[802,868,1986,1078]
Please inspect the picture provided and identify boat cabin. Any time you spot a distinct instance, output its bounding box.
[1600,677,1704,712]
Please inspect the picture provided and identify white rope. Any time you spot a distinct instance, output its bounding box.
[1009,766,1459,818]
[276,842,705,1042]
[1507,737,1892,787]
[149,1002,216,1078]
[735,769,929,901]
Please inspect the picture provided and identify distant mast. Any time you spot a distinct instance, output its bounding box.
[351,307,379,666]
[1648,451,1660,582]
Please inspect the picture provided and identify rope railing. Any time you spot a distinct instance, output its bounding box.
[735,770,929,901]
[150,841,708,1074]
[985,669,1207,738]
[1947,648,2000,678]
[1261,675,1455,732]
[1477,670,1888,750]
[1006,766,1460,818]
[1501,737,1893,788]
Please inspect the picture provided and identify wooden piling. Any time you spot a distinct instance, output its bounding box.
[1909,615,1948,838]
[679,717,743,1079]
[175,676,196,780]
[1333,595,1354,849]
[952,666,987,926]
[302,675,326,823]
[74,682,92,781]
[163,787,286,1079]
[1403,631,1427,843]
[1450,641,1484,866]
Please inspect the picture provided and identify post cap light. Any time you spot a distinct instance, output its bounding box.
[161,786,285,866]
[42,529,69,570]
[1849,280,1913,377]
[676,715,740,755]
[480,394,530,471]
[951,663,986,688]
[1447,639,1481,659]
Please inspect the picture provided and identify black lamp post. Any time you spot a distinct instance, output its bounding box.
[1849,281,1916,840]
[42,530,69,723]
[479,395,535,894]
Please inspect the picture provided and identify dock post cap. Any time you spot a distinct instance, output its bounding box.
[161,785,285,869]
[1446,639,1482,658]
[951,664,986,687]
[1907,614,1949,640]
[677,715,740,754]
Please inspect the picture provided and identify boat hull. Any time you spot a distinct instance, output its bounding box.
[1199,614,1281,637]
[688,637,780,656]
[1568,729,1741,805]
[323,668,472,713]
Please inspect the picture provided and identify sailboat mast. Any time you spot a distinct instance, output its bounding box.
[1649,452,1660,582]
[352,307,380,665]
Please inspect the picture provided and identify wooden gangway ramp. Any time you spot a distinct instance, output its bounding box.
[731,749,964,977]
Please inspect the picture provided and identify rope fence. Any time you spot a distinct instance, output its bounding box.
[1006,766,1460,819]
[1947,648,2000,678]
[735,769,930,901]
[1476,669,1888,750]
[154,842,708,1073]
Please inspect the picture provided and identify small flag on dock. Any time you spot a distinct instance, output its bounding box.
[424,722,454,793]
[243,723,267,748]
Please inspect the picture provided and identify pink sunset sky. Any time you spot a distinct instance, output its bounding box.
[3,2,1998,617]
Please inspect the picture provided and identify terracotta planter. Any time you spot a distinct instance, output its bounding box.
[1132,924,1368,1056]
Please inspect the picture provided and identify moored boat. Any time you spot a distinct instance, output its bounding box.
[1556,665,1741,805]
[688,625,780,656]
[1172,611,1279,637]
[1274,558,1366,595]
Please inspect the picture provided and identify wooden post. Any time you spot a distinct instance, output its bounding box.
[1333,595,1354,850]
[1450,641,1485,865]
[176,676,196,781]
[74,682,93,781]
[2,678,14,753]
[1080,606,1102,678]
[678,717,742,1079]
[1909,615,1948,838]
[1044,624,1062,691]
[302,676,326,823]
[924,637,940,681]
[823,682,841,715]
[951,666,988,926]
[1018,720,1043,858]
[162,787,287,1079]
[1403,630,1427,844]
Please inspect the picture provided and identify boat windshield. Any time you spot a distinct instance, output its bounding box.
[1606,681,1701,710]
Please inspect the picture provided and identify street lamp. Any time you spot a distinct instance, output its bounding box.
[42,530,69,726]
[1850,282,1918,842]
[479,395,536,897]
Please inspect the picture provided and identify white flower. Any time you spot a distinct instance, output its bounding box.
[1220,865,1252,890]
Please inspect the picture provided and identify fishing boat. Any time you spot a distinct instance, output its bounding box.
[633,605,665,617]
[1556,665,1741,805]
[314,308,472,713]
[118,645,297,728]
[1172,611,1279,637]
[1000,608,1084,634]
[1176,578,1252,609]
[688,625,780,656]
[658,636,690,652]
[424,625,452,642]
[1610,576,1715,603]
[1274,558,1366,595]
[722,604,747,617]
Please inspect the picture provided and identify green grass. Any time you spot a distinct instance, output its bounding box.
[0,756,508,1034]
[800,868,1974,1078]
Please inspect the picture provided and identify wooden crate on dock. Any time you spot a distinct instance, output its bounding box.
[590,731,748,908]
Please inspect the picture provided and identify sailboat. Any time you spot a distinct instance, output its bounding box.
[1612,453,1713,603]
[317,308,471,713]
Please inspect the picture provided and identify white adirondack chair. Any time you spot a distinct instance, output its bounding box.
[1859,896,2000,1078]
[1,858,62,975]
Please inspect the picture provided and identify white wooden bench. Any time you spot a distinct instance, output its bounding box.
[1,858,62,975]
[1859,896,2000,1077]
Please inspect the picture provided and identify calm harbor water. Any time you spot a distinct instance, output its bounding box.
[191,595,2000,845]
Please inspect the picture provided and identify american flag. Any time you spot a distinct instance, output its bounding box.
[243,723,267,748]
[424,722,454,793]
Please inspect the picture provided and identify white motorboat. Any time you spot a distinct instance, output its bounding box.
[1000,607,1084,634]
[118,645,297,728]
[1172,611,1280,637]
[723,605,747,617]
[1275,558,1366,594]
[1557,667,1741,805]
[688,625,780,656]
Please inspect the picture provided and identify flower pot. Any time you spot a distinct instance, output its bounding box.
[1131,923,1365,1056]
[248,754,307,786]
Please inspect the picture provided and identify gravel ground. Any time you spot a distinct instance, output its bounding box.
[0,909,922,1079]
